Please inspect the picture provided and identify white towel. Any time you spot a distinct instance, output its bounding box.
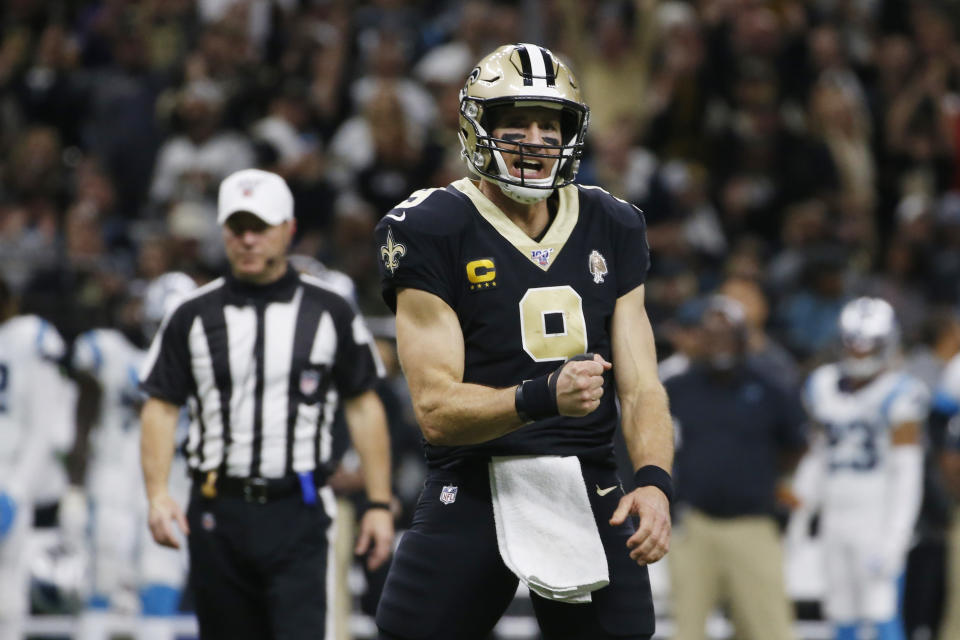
[489,455,609,603]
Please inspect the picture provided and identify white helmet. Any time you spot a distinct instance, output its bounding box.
[142,271,197,341]
[458,43,589,204]
[838,297,900,380]
[288,254,357,304]
[30,538,90,614]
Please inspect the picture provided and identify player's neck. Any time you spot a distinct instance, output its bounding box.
[478,179,553,240]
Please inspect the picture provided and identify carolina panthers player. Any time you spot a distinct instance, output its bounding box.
[802,297,928,640]
[374,44,673,640]
[0,280,77,640]
[72,272,196,640]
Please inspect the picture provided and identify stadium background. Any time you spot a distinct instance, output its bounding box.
[3,0,960,638]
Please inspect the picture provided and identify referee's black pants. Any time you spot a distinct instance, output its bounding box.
[186,484,335,640]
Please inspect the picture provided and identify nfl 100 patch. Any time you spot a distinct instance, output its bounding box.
[440,485,458,505]
[530,247,554,267]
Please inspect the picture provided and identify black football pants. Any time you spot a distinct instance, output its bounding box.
[186,487,335,640]
[376,458,656,640]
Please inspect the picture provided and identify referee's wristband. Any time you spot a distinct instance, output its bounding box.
[633,465,673,504]
[366,500,392,512]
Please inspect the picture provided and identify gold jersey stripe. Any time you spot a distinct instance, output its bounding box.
[451,178,579,272]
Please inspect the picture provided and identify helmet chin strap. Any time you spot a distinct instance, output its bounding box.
[497,181,554,204]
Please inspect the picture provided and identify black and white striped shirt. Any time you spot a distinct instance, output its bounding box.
[139,266,383,479]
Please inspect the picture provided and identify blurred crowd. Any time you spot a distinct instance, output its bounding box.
[1,0,959,367]
[4,0,960,638]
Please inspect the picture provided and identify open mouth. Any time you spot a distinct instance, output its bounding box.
[510,158,547,180]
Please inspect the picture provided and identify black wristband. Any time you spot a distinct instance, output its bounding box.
[515,353,598,423]
[514,382,532,422]
[515,373,558,422]
[633,465,673,504]
[366,500,392,512]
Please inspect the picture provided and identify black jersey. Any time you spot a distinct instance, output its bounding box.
[375,178,650,468]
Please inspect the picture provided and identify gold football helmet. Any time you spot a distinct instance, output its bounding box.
[459,43,589,204]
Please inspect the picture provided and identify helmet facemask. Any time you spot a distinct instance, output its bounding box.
[839,347,890,380]
[463,100,586,204]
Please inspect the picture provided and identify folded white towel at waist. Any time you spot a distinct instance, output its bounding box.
[489,455,609,603]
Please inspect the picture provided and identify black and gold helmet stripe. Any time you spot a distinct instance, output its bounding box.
[539,47,556,87]
[514,44,556,88]
[516,44,534,86]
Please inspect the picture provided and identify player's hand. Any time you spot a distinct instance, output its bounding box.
[356,507,395,571]
[609,485,671,566]
[775,482,802,511]
[554,354,612,417]
[147,492,189,549]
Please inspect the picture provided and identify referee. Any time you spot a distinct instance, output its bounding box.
[139,168,394,640]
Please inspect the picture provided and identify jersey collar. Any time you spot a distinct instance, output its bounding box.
[451,178,579,272]
[224,263,300,305]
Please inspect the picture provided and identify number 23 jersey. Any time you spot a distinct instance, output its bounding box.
[803,363,929,513]
[375,177,650,468]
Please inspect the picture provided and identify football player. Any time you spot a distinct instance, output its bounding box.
[0,280,77,640]
[373,44,673,640]
[801,297,928,640]
[72,272,196,640]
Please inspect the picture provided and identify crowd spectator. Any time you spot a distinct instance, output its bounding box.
[2,0,956,362]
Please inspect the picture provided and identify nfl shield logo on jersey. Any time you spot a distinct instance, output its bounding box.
[440,485,458,505]
[300,369,321,396]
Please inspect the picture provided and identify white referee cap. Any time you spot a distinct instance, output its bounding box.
[217,168,294,226]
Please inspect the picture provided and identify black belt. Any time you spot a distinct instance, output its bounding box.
[191,470,324,504]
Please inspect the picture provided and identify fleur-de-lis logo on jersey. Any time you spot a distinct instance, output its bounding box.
[380,227,406,275]
[589,250,608,284]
